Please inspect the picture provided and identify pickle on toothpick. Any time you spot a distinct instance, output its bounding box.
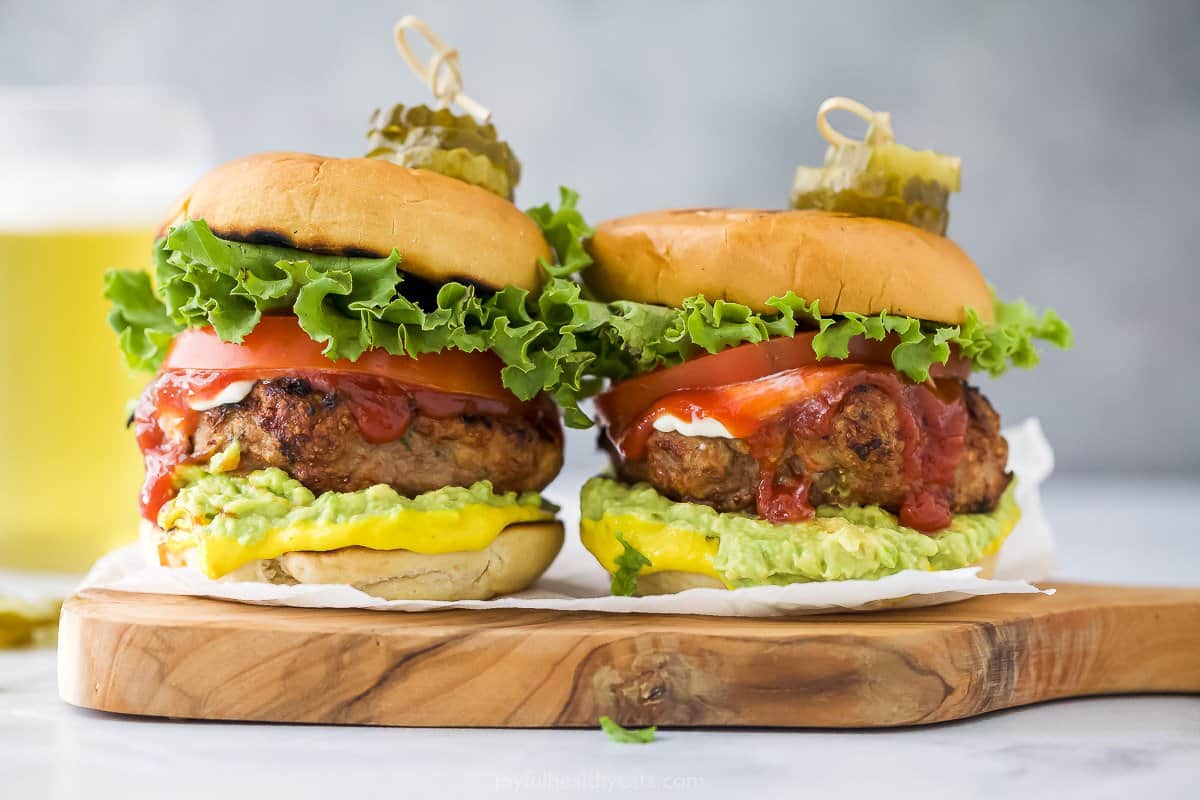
[367,104,521,199]
[790,98,961,235]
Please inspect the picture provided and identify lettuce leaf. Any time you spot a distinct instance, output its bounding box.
[103,269,184,372]
[574,291,1072,384]
[526,186,595,279]
[599,716,656,744]
[104,196,605,424]
[610,531,652,596]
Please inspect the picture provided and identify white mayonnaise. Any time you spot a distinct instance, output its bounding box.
[651,413,737,439]
[187,380,257,411]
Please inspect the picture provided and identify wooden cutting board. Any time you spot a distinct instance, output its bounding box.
[58,584,1200,728]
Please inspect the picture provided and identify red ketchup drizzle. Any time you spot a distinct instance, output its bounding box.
[604,365,967,532]
[133,371,223,524]
[134,369,560,522]
[749,420,814,522]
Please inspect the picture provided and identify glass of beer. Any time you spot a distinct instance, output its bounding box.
[0,88,214,571]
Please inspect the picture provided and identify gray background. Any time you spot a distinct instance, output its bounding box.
[3,0,1198,476]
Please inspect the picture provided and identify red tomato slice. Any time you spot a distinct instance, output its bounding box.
[163,315,514,401]
[596,332,968,435]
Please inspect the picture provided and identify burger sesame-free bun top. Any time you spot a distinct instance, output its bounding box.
[158,152,553,292]
[585,208,995,325]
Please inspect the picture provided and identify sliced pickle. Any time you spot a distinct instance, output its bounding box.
[790,99,961,235]
[367,104,521,199]
[0,597,60,648]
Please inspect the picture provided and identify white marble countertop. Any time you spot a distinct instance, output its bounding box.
[3,476,1198,799]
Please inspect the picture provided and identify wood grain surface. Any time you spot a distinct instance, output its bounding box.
[57,584,1200,728]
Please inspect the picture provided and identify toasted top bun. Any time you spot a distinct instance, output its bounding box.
[586,208,994,325]
[158,152,552,291]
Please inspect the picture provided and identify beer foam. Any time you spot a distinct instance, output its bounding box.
[1,164,211,230]
[0,87,215,230]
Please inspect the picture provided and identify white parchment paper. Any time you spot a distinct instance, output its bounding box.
[80,418,1057,616]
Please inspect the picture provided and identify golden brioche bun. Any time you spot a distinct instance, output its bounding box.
[630,552,1000,596]
[158,152,552,291]
[585,208,994,325]
[147,521,564,601]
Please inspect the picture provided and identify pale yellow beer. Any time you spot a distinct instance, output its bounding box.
[0,229,154,570]
[0,88,213,572]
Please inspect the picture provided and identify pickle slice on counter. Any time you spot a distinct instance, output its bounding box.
[0,597,61,648]
[790,98,962,235]
[367,104,521,199]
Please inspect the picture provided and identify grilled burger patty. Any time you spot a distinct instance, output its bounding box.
[607,382,1010,516]
[191,377,563,496]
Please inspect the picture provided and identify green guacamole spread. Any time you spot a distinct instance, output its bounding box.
[581,477,1020,586]
[160,444,551,547]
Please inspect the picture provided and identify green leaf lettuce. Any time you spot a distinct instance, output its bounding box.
[105,191,606,425]
[610,531,652,596]
[574,291,1072,384]
[599,715,657,744]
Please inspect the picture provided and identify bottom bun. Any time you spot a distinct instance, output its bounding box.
[151,521,564,601]
[631,551,1001,596]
